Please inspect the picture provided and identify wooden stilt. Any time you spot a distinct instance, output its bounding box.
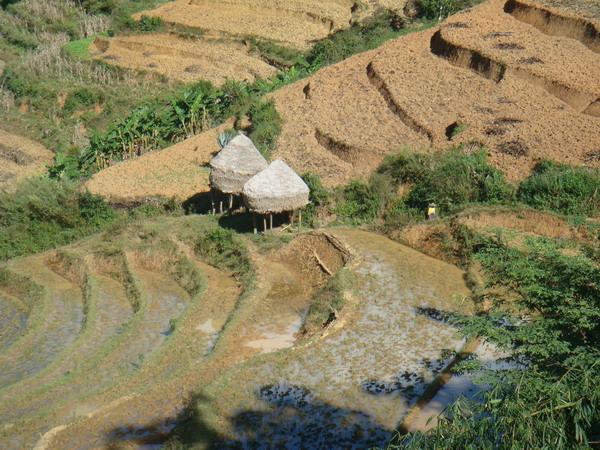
[263,216,267,233]
[210,190,215,215]
[219,200,223,214]
[289,211,293,226]
[229,194,233,210]
[270,214,273,231]
[253,213,257,235]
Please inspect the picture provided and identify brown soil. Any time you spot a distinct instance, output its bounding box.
[0,130,53,192]
[90,33,277,85]
[505,0,599,53]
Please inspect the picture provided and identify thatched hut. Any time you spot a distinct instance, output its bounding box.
[242,160,310,233]
[209,133,268,213]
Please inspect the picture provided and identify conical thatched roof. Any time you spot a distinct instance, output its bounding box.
[209,134,268,194]
[243,160,310,214]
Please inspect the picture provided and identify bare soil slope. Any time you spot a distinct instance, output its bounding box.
[90,34,277,85]
[0,130,53,192]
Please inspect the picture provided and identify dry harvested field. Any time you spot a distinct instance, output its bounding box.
[271,0,600,185]
[0,130,53,192]
[135,0,410,49]
[90,33,277,84]
[85,122,232,204]
[88,0,600,203]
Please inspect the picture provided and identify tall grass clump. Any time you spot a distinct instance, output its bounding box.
[0,177,116,260]
[517,161,600,217]
[301,173,330,227]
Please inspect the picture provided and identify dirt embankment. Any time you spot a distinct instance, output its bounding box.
[505,0,599,53]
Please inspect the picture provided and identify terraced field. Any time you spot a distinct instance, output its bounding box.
[90,34,277,84]
[0,130,54,192]
[87,0,600,204]
[271,0,600,185]
[0,212,503,449]
[136,0,357,49]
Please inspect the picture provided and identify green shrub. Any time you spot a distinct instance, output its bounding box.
[247,100,282,158]
[335,180,381,222]
[0,177,117,260]
[136,15,163,32]
[392,234,600,449]
[194,228,251,279]
[517,161,600,217]
[301,270,349,335]
[377,148,514,216]
[406,149,514,213]
[301,173,330,227]
[418,0,481,20]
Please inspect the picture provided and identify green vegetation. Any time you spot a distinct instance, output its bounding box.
[419,0,484,20]
[392,234,600,449]
[194,228,251,281]
[0,177,116,260]
[518,161,600,217]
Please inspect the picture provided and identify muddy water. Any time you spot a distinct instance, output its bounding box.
[0,275,135,423]
[0,260,84,389]
[0,294,28,352]
[206,229,474,449]
[407,341,516,431]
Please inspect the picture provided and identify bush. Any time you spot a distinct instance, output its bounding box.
[377,148,514,216]
[418,0,481,20]
[301,173,330,227]
[194,228,251,279]
[335,180,381,222]
[248,100,282,158]
[136,15,162,32]
[517,161,600,217]
[0,177,117,260]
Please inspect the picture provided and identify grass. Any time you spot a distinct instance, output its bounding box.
[63,34,106,60]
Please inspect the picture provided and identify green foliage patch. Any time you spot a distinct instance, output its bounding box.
[0,177,117,260]
[393,235,600,448]
[518,161,600,217]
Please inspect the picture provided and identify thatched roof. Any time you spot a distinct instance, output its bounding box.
[209,134,268,194]
[243,160,310,214]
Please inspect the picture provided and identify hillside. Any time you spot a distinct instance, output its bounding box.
[86,0,600,204]
[271,0,600,185]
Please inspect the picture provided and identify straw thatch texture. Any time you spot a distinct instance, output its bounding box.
[243,160,310,214]
[209,134,268,194]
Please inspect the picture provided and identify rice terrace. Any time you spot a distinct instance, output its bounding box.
[0,0,599,449]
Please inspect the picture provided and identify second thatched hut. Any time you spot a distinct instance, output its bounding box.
[209,133,268,213]
[243,160,310,233]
